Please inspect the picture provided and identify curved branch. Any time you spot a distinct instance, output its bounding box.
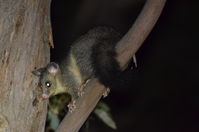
[56,0,166,132]
[116,0,166,68]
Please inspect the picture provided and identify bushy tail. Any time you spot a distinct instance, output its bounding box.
[91,28,121,87]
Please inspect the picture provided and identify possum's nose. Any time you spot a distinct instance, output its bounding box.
[42,93,49,99]
[41,89,50,99]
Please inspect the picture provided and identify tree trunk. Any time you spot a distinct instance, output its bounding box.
[0,0,52,132]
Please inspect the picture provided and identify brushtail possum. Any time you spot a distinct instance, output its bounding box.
[33,27,121,112]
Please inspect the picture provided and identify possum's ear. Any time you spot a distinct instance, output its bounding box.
[32,68,44,76]
[47,62,59,75]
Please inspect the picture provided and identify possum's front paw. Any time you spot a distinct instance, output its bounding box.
[67,100,76,113]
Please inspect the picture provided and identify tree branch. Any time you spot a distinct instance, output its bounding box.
[56,0,166,132]
[116,0,166,68]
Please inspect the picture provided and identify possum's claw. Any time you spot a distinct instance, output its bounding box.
[77,90,85,97]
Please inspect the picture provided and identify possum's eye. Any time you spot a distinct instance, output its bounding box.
[45,81,52,88]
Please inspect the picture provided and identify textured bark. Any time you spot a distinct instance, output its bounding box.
[0,0,51,132]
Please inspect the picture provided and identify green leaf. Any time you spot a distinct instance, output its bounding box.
[47,111,60,130]
[94,102,117,129]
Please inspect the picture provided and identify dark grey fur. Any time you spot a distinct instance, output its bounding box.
[60,27,121,89]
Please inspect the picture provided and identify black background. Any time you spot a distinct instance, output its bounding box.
[50,0,199,131]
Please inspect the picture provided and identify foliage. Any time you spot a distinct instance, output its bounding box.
[45,94,116,132]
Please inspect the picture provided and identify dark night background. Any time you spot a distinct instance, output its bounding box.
[49,0,199,131]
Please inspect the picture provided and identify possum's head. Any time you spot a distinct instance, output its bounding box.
[33,62,64,99]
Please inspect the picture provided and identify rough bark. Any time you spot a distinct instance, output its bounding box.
[56,0,167,132]
[0,0,52,132]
